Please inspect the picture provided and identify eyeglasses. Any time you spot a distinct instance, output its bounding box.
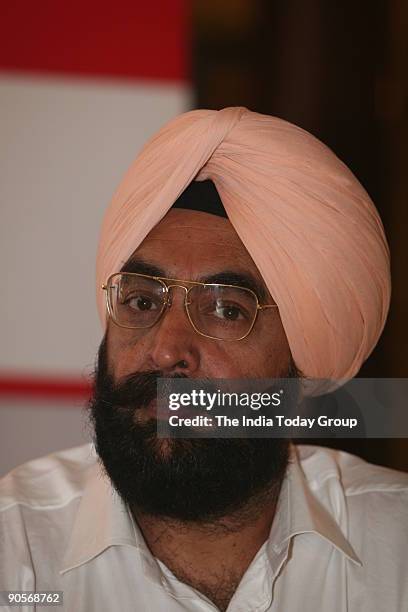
[102,272,278,341]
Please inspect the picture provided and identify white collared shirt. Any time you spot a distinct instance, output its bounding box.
[1,442,407,612]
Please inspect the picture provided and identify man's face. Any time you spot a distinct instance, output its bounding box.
[106,209,291,382]
[90,209,293,521]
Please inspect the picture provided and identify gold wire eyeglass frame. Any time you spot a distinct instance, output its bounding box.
[102,271,278,341]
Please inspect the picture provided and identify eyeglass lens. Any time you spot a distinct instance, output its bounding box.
[108,274,258,340]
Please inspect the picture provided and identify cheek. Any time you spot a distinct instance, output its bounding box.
[220,325,291,378]
[106,326,148,378]
[200,348,248,377]
[199,342,275,378]
[257,327,292,377]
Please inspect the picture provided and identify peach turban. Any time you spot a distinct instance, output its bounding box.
[96,107,391,383]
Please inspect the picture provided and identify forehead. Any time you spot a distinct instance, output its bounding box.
[133,209,260,276]
[143,209,244,249]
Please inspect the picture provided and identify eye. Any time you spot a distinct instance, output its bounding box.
[213,301,246,321]
[123,293,160,312]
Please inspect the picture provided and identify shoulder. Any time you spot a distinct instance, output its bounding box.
[0,444,97,590]
[293,445,408,604]
[295,444,408,552]
[0,442,97,511]
[295,443,408,495]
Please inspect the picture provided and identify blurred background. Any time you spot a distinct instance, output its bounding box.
[1,0,407,475]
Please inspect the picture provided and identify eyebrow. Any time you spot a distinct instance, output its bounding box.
[202,271,269,302]
[121,258,166,278]
[121,257,270,302]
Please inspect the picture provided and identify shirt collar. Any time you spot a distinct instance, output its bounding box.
[60,443,362,574]
[60,449,141,574]
[266,444,362,570]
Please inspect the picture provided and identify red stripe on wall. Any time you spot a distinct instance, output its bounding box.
[0,375,92,402]
[1,1,189,82]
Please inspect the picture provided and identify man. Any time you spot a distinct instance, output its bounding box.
[1,107,407,611]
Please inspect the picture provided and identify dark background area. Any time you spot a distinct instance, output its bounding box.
[193,0,408,470]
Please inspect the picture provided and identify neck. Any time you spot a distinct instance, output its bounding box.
[131,480,284,611]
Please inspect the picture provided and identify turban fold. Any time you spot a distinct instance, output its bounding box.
[96,107,391,383]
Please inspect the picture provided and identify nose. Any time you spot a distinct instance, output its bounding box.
[146,286,200,375]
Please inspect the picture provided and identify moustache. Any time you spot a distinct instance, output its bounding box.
[95,369,189,412]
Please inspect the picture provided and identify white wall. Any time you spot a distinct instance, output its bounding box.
[0,73,190,475]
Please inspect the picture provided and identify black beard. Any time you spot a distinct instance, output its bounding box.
[88,336,292,522]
